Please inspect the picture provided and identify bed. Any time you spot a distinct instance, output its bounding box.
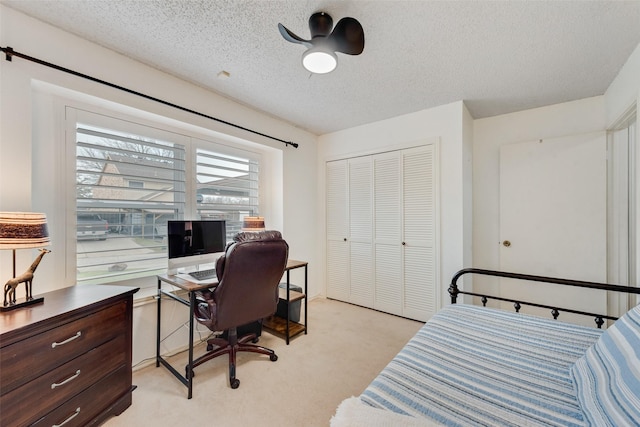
[331,268,640,427]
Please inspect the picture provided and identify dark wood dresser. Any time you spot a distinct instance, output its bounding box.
[0,285,138,427]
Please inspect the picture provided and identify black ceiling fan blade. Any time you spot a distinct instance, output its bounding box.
[328,17,364,55]
[278,23,312,48]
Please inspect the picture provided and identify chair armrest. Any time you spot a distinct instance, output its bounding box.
[194,289,217,328]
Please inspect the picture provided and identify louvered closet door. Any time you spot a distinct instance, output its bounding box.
[373,152,403,316]
[402,145,437,321]
[348,157,374,307]
[326,160,350,301]
[326,144,437,321]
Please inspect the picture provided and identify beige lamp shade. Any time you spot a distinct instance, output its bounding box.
[241,216,265,232]
[0,212,50,249]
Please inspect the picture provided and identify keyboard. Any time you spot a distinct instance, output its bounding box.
[189,269,216,281]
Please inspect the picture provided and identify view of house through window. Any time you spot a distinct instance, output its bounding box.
[73,112,261,284]
[195,146,260,239]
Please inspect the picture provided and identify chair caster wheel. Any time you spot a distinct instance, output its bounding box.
[231,378,240,389]
[270,353,278,362]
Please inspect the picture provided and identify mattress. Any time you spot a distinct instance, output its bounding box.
[360,304,604,427]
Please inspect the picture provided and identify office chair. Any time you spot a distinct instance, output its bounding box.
[190,230,289,389]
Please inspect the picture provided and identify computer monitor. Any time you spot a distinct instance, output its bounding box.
[167,220,227,274]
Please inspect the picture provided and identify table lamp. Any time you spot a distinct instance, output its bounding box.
[0,211,51,311]
[241,216,266,232]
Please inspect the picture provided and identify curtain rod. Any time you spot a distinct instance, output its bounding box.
[1,46,299,148]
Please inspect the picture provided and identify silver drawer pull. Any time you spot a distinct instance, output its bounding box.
[51,370,81,389]
[51,331,81,348]
[53,407,80,427]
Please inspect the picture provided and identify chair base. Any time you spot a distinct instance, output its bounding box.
[189,327,277,389]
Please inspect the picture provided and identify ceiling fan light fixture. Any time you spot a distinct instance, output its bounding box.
[302,47,337,74]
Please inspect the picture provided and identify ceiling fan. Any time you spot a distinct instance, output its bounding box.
[278,12,365,74]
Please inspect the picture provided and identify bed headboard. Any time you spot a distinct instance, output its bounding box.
[449,268,640,328]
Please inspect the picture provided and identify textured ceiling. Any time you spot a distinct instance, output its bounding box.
[3,0,640,135]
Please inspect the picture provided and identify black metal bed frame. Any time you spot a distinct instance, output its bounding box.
[449,268,640,328]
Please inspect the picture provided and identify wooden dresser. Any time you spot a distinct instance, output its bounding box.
[0,285,138,427]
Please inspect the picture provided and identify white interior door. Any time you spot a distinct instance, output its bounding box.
[348,157,374,307]
[373,151,403,316]
[499,132,607,322]
[403,145,438,321]
[326,160,349,301]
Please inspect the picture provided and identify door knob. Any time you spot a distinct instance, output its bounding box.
[502,240,511,247]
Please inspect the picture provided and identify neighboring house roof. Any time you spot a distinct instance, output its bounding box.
[101,153,178,182]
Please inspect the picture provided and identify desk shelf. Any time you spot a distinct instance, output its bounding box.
[263,315,306,338]
[262,259,308,344]
[277,288,305,303]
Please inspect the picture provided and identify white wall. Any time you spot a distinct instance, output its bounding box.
[473,37,640,298]
[472,96,607,296]
[0,6,318,366]
[318,101,470,309]
[605,42,640,127]
[472,37,640,297]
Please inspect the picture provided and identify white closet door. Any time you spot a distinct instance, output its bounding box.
[326,160,350,301]
[325,144,438,321]
[403,145,437,321]
[348,157,374,307]
[373,152,403,315]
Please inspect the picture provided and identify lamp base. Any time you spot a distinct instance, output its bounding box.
[1,296,44,312]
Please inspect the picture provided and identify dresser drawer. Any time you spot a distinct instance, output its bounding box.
[30,365,130,427]
[1,334,127,427]
[0,300,127,395]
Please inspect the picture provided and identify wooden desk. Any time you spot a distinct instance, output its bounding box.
[156,259,308,397]
[156,274,215,399]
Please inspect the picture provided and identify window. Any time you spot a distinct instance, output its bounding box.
[70,109,263,285]
[195,146,260,240]
[74,116,186,284]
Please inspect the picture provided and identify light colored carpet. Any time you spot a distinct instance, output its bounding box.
[103,297,423,427]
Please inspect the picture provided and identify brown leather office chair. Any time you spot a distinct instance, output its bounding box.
[190,230,289,389]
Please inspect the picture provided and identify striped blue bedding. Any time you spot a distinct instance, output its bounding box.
[360,304,605,426]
